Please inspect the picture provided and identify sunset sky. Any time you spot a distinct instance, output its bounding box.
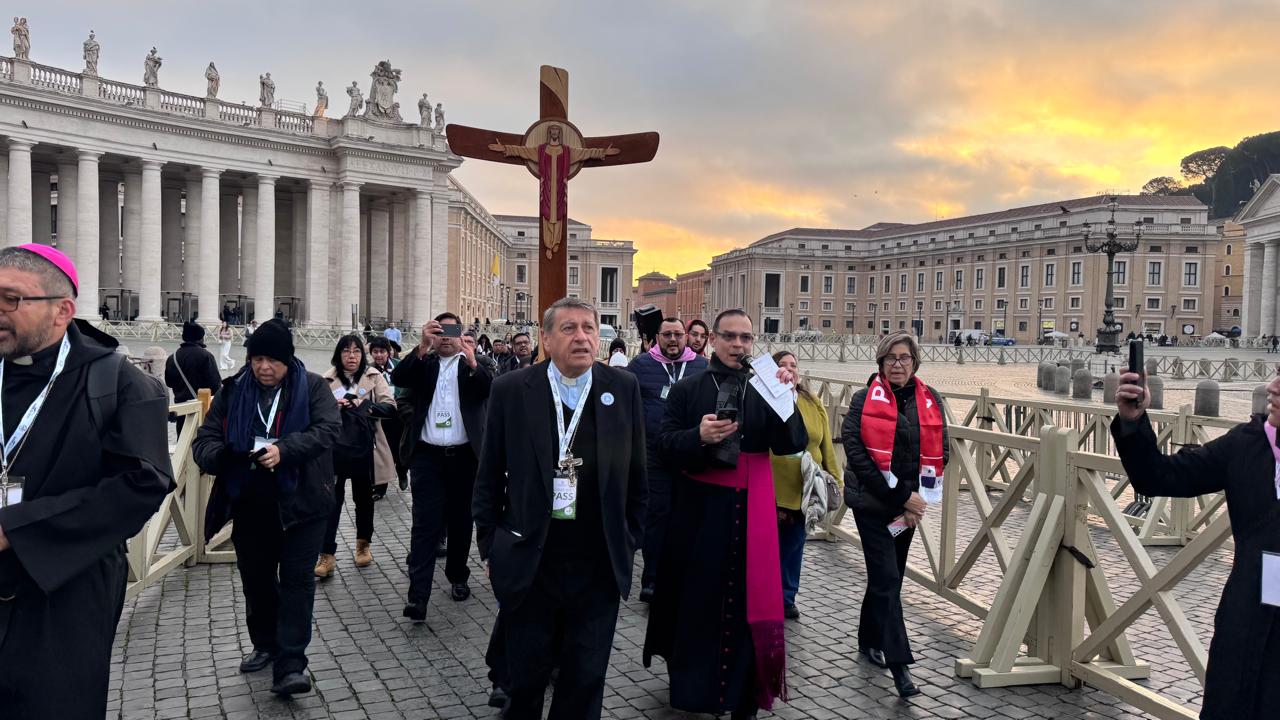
[25,0,1280,278]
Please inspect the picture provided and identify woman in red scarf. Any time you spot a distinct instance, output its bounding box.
[840,331,949,698]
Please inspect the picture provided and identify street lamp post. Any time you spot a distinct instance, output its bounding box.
[871,302,878,335]
[1084,197,1144,354]
[1037,299,1044,344]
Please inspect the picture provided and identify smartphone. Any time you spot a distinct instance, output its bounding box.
[715,408,738,422]
[343,393,358,402]
[441,323,463,338]
[1127,339,1145,405]
[250,447,268,461]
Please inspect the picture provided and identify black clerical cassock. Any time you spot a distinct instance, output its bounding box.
[0,321,173,718]
[473,359,646,719]
[645,355,807,718]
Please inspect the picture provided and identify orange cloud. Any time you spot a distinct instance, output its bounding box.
[706,180,841,224]
[590,217,738,278]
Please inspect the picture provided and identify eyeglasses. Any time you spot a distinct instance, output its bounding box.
[688,330,707,337]
[884,355,913,367]
[0,294,66,312]
[659,331,685,339]
[716,331,755,343]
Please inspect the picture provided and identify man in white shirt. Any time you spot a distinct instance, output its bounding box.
[391,312,493,622]
[383,321,402,345]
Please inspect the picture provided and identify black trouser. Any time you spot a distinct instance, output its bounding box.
[853,511,916,665]
[407,442,477,603]
[486,611,508,689]
[640,462,672,590]
[322,458,375,555]
[503,554,619,720]
[232,495,327,679]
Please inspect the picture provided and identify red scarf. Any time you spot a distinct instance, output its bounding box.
[859,374,945,498]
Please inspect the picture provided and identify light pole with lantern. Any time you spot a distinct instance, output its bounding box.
[1083,197,1144,354]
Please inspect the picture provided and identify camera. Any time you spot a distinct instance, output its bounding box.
[633,304,663,344]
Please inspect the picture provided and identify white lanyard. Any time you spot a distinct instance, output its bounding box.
[257,388,282,439]
[0,334,72,474]
[663,361,687,386]
[547,366,592,465]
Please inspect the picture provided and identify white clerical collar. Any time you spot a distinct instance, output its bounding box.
[549,362,591,387]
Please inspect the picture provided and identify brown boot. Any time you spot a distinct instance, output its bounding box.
[314,553,336,578]
[354,540,373,568]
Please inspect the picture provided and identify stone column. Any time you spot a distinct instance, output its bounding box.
[292,190,306,313]
[31,171,51,244]
[75,151,100,315]
[5,139,33,247]
[305,180,330,326]
[431,185,450,314]
[122,169,142,298]
[369,200,390,320]
[390,196,408,324]
[412,189,433,326]
[359,200,369,319]
[340,181,362,328]
[161,185,183,294]
[55,160,77,258]
[274,194,293,297]
[184,177,202,311]
[98,177,120,291]
[254,175,277,322]
[138,160,164,321]
[219,190,239,299]
[198,169,221,323]
[1263,239,1279,338]
[1245,241,1264,336]
[241,186,258,305]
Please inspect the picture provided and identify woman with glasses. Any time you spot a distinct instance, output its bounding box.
[841,331,948,698]
[315,335,396,577]
[768,351,840,620]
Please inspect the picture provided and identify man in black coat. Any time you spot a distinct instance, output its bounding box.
[165,320,222,435]
[193,319,341,696]
[473,297,646,720]
[1114,369,1280,719]
[0,245,173,719]
[392,312,492,618]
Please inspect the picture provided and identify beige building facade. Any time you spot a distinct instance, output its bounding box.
[709,195,1216,344]
[494,215,636,327]
[1236,175,1280,337]
[447,179,509,325]
[675,268,709,323]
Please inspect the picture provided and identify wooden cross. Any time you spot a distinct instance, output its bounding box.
[446,66,659,321]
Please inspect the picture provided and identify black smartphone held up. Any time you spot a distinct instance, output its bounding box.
[343,393,358,402]
[250,447,269,461]
[715,408,739,422]
[441,323,463,338]
[1127,339,1145,406]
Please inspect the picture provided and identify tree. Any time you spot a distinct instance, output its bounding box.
[1180,146,1230,183]
[1141,176,1183,196]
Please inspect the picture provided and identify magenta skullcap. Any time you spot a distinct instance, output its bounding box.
[16,243,78,296]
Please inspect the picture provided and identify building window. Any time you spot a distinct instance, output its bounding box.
[799,300,809,310]
[975,268,984,289]
[883,274,890,294]
[997,267,1007,289]
[1147,297,1161,310]
[516,231,526,237]
[934,300,943,311]
[846,276,856,294]
[1019,265,1030,288]
[1180,217,1192,225]
[1185,245,1199,254]
[1114,297,1127,309]
[1043,263,1055,287]
[916,272,925,292]
[996,299,1007,309]
[846,302,855,311]
[1019,298,1029,310]
[954,269,964,290]
[1224,287,1230,298]
[1069,296,1081,309]
[935,271,943,291]
[516,264,527,284]
[798,243,806,249]
[568,266,579,286]
[823,275,833,294]
[821,244,829,251]
[898,301,906,311]
[823,319,832,328]
[869,276,876,294]
[1042,298,1054,309]
[916,300,924,310]
[899,274,907,293]
[1070,261,1082,285]
[1183,261,1199,287]
[1150,245,1162,252]
[822,301,833,311]
[1182,298,1197,311]
[1224,264,1232,276]
[1226,244,1232,256]
[1147,261,1162,286]
[1018,321,1028,331]
[1114,260,1127,285]
[974,299,983,310]
[800,275,810,293]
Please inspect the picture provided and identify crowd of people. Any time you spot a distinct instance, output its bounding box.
[0,246,1270,719]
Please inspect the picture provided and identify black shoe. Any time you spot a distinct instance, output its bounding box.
[398,475,408,492]
[238,649,274,673]
[783,603,801,620]
[402,601,427,623]
[890,664,920,698]
[862,648,888,668]
[450,582,471,601]
[372,484,387,501]
[639,585,655,604]
[435,538,448,559]
[487,684,509,709]
[271,672,312,696]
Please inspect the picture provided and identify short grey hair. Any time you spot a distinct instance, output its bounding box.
[0,247,75,297]
[542,297,599,329]
[875,331,921,374]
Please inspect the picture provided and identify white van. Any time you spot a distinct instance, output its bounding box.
[599,324,618,340]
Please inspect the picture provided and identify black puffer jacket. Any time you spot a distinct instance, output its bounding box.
[841,374,949,520]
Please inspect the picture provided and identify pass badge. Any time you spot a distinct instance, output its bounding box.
[552,471,578,520]
[434,411,453,429]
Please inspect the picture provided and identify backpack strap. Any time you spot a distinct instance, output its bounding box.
[87,352,126,432]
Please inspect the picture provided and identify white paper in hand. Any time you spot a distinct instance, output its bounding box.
[749,353,791,398]
[1263,552,1280,607]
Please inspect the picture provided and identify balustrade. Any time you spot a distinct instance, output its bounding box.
[218,101,258,125]
[98,77,146,106]
[0,56,11,80]
[275,108,314,133]
[159,90,203,117]
[29,62,81,94]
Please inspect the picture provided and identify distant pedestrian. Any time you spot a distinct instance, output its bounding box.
[164,320,222,436]
[217,321,234,370]
[383,321,402,345]
[1271,335,1277,354]
[607,337,629,367]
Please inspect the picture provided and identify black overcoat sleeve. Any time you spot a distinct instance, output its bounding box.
[472,378,509,561]
[275,374,342,471]
[1110,412,1233,498]
[0,360,173,595]
[198,351,221,393]
[626,375,648,550]
[462,356,494,399]
[193,379,234,475]
[656,377,707,471]
[842,388,908,513]
[391,349,427,391]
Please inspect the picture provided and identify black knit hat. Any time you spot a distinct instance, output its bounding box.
[182,320,205,343]
[245,318,294,364]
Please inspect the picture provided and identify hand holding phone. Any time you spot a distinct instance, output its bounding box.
[715,408,738,422]
[1127,339,1145,406]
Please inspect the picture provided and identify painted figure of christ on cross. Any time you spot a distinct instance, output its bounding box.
[446,65,659,318]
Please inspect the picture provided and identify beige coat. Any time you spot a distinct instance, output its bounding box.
[324,365,397,486]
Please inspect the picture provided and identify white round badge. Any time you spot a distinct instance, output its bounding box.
[601,392,615,406]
